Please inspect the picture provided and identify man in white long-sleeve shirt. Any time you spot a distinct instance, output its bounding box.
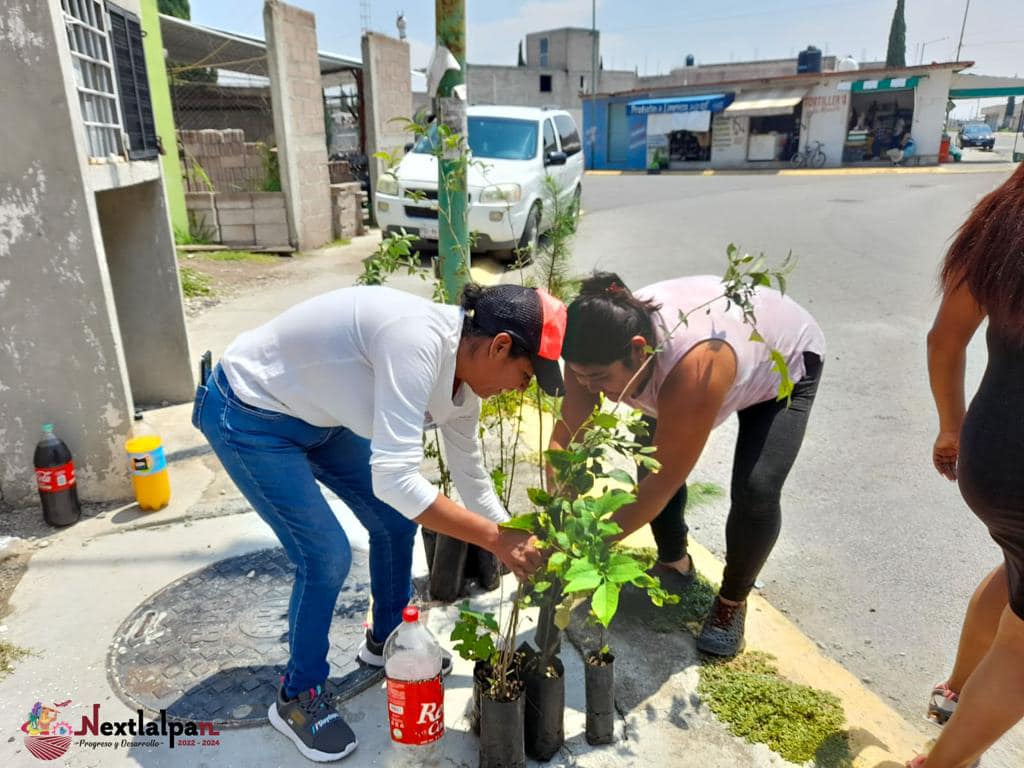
[192,283,566,762]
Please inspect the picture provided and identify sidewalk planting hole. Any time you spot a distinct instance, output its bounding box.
[698,651,852,767]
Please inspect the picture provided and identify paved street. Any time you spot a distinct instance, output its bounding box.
[574,165,1022,766]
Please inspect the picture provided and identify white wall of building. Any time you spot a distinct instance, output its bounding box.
[912,68,954,162]
[800,82,852,168]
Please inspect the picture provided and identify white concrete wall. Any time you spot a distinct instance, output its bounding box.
[95,182,195,406]
[1,0,135,505]
[710,114,751,168]
[912,69,954,162]
[800,82,852,168]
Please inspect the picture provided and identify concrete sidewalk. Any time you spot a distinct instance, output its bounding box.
[0,234,926,767]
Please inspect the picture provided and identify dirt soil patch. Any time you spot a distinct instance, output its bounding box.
[179,251,302,316]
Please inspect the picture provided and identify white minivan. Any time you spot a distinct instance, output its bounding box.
[373,106,584,258]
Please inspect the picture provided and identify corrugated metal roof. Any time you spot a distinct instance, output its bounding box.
[159,13,361,78]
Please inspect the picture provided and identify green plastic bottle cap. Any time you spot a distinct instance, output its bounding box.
[42,423,54,433]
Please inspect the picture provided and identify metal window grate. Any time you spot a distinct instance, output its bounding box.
[62,0,124,158]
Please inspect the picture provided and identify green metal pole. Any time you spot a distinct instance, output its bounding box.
[436,0,469,303]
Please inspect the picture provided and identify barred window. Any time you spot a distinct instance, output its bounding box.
[61,0,124,159]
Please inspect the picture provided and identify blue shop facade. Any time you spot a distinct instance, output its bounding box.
[582,62,963,171]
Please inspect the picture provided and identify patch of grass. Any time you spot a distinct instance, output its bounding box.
[0,639,30,677]
[687,480,725,508]
[179,267,213,298]
[326,237,352,248]
[200,250,278,264]
[698,651,851,766]
[615,546,717,632]
[174,226,214,247]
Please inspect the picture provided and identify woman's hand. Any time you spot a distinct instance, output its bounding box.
[933,430,960,481]
[493,529,543,581]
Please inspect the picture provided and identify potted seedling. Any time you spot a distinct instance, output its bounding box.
[451,593,527,768]
[505,404,676,748]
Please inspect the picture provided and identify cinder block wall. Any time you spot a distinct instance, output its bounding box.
[361,33,412,213]
[265,1,332,250]
[179,129,271,193]
[184,192,289,247]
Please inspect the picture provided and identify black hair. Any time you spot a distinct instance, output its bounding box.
[562,272,661,365]
[458,283,531,357]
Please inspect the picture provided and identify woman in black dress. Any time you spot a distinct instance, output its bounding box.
[913,165,1024,767]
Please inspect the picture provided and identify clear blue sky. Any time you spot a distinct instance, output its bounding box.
[190,1,1022,117]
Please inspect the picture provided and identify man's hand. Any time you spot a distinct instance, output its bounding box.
[933,430,960,481]
[493,529,543,581]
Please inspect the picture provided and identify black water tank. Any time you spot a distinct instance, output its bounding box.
[797,46,822,74]
[685,54,695,67]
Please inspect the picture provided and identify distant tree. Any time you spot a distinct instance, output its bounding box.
[158,0,190,19]
[885,0,906,68]
[517,40,525,67]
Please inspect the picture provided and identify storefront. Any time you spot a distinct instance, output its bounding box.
[582,61,965,171]
[722,89,808,162]
[839,77,919,163]
[626,93,733,169]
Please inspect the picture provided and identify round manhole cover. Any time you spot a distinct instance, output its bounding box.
[107,547,382,728]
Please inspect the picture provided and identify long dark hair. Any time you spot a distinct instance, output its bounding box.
[458,283,530,357]
[942,163,1024,339]
[562,272,662,365]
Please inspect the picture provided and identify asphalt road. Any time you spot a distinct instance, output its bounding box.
[572,165,1022,766]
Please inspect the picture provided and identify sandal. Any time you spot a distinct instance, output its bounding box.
[927,682,959,726]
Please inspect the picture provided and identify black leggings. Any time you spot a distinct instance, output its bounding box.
[640,352,823,602]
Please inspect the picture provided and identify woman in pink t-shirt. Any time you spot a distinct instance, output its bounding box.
[553,272,825,657]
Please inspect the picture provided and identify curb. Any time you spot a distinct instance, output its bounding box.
[623,525,926,768]
[585,163,1016,178]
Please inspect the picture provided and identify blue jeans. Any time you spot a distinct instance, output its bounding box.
[193,365,417,696]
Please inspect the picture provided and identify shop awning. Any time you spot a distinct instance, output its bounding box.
[626,93,732,116]
[724,88,809,117]
[950,73,1024,98]
[837,76,920,92]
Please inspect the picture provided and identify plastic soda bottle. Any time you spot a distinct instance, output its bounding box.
[33,424,81,527]
[384,606,445,759]
[125,431,170,511]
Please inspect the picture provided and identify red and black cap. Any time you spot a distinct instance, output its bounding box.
[472,284,567,396]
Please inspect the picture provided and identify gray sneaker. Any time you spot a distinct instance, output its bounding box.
[697,598,747,657]
[268,683,357,762]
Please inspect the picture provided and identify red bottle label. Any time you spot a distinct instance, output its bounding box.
[386,674,444,746]
[36,462,76,493]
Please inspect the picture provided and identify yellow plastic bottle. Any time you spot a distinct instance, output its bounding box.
[125,433,171,511]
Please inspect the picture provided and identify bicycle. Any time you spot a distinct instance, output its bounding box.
[791,140,827,169]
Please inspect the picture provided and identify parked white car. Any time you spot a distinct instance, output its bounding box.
[373,106,584,259]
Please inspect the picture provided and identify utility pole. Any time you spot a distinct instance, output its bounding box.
[591,0,598,94]
[955,0,971,61]
[429,0,473,604]
[435,0,468,303]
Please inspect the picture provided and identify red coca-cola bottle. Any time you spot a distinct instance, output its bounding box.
[384,606,445,758]
[34,424,81,527]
